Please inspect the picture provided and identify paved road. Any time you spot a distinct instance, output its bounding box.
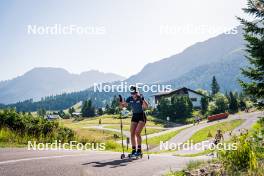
[172,111,261,155]
[0,148,209,176]
[152,111,262,152]
[86,123,194,148]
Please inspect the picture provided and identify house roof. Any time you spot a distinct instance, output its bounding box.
[46,115,60,119]
[72,112,82,115]
[152,87,206,97]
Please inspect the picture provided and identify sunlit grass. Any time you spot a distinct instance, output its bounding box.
[142,127,189,148]
[61,114,165,128]
[104,125,165,135]
[75,128,125,142]
[188,119,245,144]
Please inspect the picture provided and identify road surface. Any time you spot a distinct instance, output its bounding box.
[0,111,261,176]
[0,148,209,176]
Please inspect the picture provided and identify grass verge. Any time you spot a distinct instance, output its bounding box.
[104,125,165,135]
[142,127,189,149]
[188,119,245,144]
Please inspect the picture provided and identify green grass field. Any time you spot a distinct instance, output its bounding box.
[142,127,189,148]
[60,114,170,151]
[74,128,125,142]
[61,114,165,128]
[104,125,165,135]
[188,119,245,144]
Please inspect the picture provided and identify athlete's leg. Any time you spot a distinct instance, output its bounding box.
[135,121,145,148]
[130,121,138,153]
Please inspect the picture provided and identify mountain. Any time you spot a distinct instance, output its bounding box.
[161,49,249,92]
[2,25,250,111]
[0,67,125,104]
[126,26,245,85]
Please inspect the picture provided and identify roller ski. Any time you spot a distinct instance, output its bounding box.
[128,151,143,159]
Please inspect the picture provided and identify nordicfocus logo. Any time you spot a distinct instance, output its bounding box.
[160,140,238,151]
[160,24,238,35]
[27,24,106,35]
[93,82,172,93]
[28,140,106,151]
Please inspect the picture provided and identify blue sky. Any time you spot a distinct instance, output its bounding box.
[0,0,249,81]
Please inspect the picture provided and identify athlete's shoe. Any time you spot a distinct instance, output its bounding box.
[128,150,137,157]
[135,150,143,157]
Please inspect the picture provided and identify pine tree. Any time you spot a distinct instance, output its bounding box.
[105,104,110,114]
[81,100,95,117]
[239,99,247,111]
[171,96,193,118]
[97,108,104,116]
[208,93,229,114]
[211,76,220,95]
[201,96,209,115]
[37,108,46,117]
[58,110,65,118]
[229,92,239,113]
[238,0,264,108]
[110,95,119,114]
[68,107,75,116]
[157,98,172,119]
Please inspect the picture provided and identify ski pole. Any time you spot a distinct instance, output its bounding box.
[120,114,125,155]
[118,95,125,159]
[144,112,150,159]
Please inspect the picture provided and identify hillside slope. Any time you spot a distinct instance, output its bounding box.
[0,67,125,104]
[126,26,244,84]
[162,49,248,92]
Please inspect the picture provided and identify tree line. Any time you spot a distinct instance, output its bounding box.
[1,89,116,112]
[155,76,254,121]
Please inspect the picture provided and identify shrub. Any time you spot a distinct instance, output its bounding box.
[219,117,264,175]
[0,109,75,143]
[219,134,258,173]
[208,93,228,115]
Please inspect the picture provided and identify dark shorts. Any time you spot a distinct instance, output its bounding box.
[214,140,220,145]
[131,112,146,123]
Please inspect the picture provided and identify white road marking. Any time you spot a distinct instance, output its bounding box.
[0,153,92,165]
[0,152,189,165]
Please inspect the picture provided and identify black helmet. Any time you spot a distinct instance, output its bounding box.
[130,86,137,94]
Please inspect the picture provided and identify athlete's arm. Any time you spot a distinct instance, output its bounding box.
[139,94,148,109]
[142,99,148,109]
[120,101,128,108]
[118,95,128,108]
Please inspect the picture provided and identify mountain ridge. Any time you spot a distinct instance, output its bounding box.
[126,26,244,84]
[0,25,249,108]
[0,67,125,104]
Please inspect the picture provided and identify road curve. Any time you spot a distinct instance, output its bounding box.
[0,148,209,176]
[151,111,262,152]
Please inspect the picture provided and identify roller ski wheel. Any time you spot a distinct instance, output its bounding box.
[128,153,136,159]
[137,153,143,159]
[120,153,125,159]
